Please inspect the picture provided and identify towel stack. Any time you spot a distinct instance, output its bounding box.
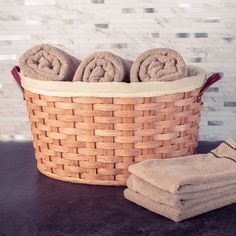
[124,138,236,222]
[19,44,187,83]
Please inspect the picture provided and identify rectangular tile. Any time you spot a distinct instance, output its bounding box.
[208,121,224,126]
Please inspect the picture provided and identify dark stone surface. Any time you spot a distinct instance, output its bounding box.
[0,141,236,236]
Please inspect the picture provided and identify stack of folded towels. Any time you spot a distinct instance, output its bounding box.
[19,44,187,83]
[124,138,236,222]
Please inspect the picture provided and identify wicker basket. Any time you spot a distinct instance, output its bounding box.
[12,65,221,186]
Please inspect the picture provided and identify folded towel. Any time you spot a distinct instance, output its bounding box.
[130,48,186,82]
[19,44,80,81]
[73,51,129,82]
[127,174,236,210]
[124,188,236,222]
[129,138,236,194]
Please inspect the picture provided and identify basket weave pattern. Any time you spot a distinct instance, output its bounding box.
[24,88,202,185]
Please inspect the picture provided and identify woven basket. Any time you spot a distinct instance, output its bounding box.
[12,65,221,186]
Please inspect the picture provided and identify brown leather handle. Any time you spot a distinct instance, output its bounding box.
[11,66,25,99]
[197,73,222,102]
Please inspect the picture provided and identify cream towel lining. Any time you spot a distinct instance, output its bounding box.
[21,65,206,98]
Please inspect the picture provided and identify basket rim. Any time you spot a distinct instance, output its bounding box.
[21,65,206,98]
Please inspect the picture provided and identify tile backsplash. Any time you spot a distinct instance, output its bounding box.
[0,0,235,141]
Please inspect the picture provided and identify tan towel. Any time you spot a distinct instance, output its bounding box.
[124,188,236,222]
[19,44,80,81]
[127,174,236,209]
[73,51,130,82]
[129,138,236,194]
[130,48,186,82]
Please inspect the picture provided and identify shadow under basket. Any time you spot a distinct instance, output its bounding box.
[11,65,221,186]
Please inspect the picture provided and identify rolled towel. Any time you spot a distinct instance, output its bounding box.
[128,138,236,194]
[130,48,186,82]
[127,174,236,210]
[19,44,80,81]
[124,188,236,222]
[73,51,128,82]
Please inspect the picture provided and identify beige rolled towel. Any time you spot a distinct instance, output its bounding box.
[127,174,236,210]
[130,48,186,82]
[73,51,129,82]
[128,138,236,194]
[19,44,80,81]
[124,188,236,222]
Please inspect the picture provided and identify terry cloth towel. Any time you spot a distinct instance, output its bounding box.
[127,174,236,210]
[19,44,80,81]
[125,138,236,222]
[124,188,236,222]
[128,138,236,194]
[130,48,186,82]
[73,51,129,82]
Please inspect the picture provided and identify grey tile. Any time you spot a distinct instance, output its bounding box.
[146,33,159,38]
[204,17,220,23]
[191,57,202,63]
[223,37,235,43]
[206,87,219,92]
[143,8,155,13]
[208,121,224,126]
[95,24,109,29]
[150,33,159,38]
[62,19,73,24]
[95,43,128,49]
[91,0,104,3]
[194,33,208,38]
[224,102,236,107]
[122,8,136,13]
[110,43,127,49]
[204,106,216,112]
[176,33,190,38]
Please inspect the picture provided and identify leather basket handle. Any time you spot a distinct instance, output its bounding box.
[11,66,24,99]
[197,73,222,102]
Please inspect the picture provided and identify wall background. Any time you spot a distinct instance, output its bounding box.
[0,0,235,141]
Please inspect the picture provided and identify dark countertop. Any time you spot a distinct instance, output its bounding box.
[0,141,236,236]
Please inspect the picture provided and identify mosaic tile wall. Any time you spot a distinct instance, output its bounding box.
[0,0,235,141]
